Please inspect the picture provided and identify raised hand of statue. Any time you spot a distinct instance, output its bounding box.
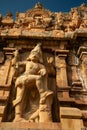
[38,69,46,76]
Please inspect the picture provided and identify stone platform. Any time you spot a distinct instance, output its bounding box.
[0,122,61,130]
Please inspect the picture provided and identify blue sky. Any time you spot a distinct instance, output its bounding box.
[0,0,87,18]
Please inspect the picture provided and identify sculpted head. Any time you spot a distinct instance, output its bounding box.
[27,43,43,63]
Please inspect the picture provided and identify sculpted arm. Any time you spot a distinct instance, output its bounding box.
[38,64,47,76]
[13,61,27,69]
[17,61,27,68]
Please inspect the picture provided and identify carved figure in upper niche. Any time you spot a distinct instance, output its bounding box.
[55,12,64,30]
[67,9,81,31]
[13,43,53,122]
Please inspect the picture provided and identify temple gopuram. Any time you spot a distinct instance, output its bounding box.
[0,2,87,130]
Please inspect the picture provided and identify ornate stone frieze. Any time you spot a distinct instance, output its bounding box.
[0,3,87,38]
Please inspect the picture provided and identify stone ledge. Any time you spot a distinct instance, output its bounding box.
[58,97,74,102]
[60,107,82,119]
[0,96,8,101]
[0,122,61,130]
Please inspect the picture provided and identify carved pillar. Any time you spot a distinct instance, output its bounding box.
[67,49,82,90]
[55,49,69,99]
[0,47,15,122]
[77,44,87,90]
[77,43,87,103]
[39,93,53,122]
[3,47,17,85]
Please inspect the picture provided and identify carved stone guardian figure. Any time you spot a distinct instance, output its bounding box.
[13,43,53,122]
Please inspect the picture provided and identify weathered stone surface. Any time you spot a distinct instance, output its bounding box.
[0,3,87,38]
[0,122,61,130]
[60,107,84,130]
[60,107,82,118]
[0,2,87,130]
[61,119,83,130]
[12,44,54,123]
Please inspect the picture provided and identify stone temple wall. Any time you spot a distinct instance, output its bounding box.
[0,2,87,130]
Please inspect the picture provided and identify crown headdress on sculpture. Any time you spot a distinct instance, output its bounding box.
[27,43,43,63]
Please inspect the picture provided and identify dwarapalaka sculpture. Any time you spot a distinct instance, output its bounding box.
[13,43,53,122]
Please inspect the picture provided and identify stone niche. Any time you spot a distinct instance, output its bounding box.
[0,40,60,130]
[2,43,59,123]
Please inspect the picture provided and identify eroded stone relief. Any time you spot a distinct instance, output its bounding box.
[0,2,87,38]
[12,43,53,122]
[0,3,87,130]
